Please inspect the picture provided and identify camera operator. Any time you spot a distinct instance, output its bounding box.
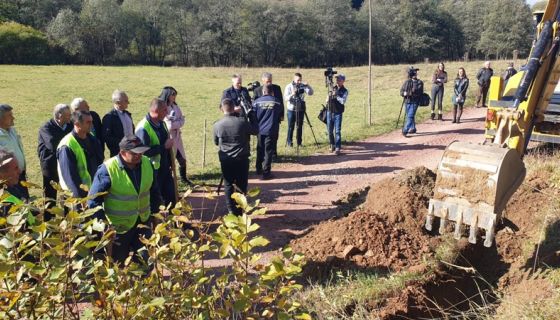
[254,84,282,180]
[400,66,424,137]
[252,72,284,160]
[284,73,313,147]
[221,74,252,117]
[213,98,259,215]
[325,74,349,155]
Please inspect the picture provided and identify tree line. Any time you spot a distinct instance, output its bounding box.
[0,0,535,66]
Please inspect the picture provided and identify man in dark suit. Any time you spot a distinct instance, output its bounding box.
[253,72,284,160]
[102,90,134,157]
[37,103,73,206]
[221,74,252,117]
[71,97,103,150]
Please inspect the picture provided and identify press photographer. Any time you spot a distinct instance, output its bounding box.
[221,74,252,117]
[324,68,349,155]
[284,72,313,148]
[251,72,284,160]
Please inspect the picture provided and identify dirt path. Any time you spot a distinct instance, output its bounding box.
[192,107,487,266]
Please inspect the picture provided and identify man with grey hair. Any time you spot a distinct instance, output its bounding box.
[221,74,252,117]
[0,104,28,199]
[475,61,493,108]
[253,72,284,160]
[38,103,73,206]
[102,90,134,156]
[70,97,103,149]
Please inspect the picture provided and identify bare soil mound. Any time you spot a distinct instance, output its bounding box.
[291,167,438,273]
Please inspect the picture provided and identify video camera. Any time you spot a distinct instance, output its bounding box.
[324,66,337,90]
[324,67,337,79]
[246,81,261,92]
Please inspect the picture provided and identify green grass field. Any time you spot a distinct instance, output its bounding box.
[0,60,513,192]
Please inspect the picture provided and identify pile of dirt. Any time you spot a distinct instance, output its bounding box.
[291,167,438,272]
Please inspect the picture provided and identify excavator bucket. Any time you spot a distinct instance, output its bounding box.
[425,141,526,247]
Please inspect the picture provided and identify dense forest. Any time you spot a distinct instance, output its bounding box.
[0,0,538,66]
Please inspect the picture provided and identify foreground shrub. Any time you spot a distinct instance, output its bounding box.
[0,187,309,319]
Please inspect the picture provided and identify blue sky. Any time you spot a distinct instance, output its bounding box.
[526,0,539,6]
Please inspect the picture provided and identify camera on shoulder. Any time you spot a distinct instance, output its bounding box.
[247,81,261,92]
[324,67,337,78]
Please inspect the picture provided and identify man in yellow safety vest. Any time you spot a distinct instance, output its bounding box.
[87,135,161,263]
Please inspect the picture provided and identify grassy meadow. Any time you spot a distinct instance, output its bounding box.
[0,60,513,192]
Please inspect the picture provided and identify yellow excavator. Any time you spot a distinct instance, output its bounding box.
[425,0,560,247]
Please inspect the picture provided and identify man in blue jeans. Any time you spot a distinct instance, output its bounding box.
[400,66,424,137]
[284,73,314,147]
[326,74,349,155]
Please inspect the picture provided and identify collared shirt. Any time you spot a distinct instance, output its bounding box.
[87,155,161,221]
[115,107,134,137]
[284,83,314,111]
[0,127,26,170]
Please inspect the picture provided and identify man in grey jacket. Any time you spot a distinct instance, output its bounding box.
[213,98,258,215]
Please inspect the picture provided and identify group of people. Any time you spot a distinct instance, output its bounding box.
[215,71,348,215]
[0,86,190,262]
[399,61,516,137]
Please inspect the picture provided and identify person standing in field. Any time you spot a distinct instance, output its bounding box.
[452,67,469,124]
[430,62,448,120]
[253,72,284,160]
[103,90,134,157]
[160,86,192,185]
[38,103,72,206]
[56,110,103,198]
[400,66,424,137]
[221,74,252,117]
[475,61,493,108]
[136,98,176,208]
[71,97,104,154]
[213,98,258,215]
[87,135,161,263]
[502,62,517,82]
[0,104,29,200]
[284,73,314,147]
[325,74,349,155]
[254,84,283,179]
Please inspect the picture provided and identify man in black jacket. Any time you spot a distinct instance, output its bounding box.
[102,90,134,156]
[476,61,494,108]
[253,72,284,160]
[37,103,72,205]
[71,97,104,153]
[254,85,282,179]
[221,74,252,117]
[213,98,258,215]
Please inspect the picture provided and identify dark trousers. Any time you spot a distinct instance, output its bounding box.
[111,222,153,263]
[16,171,29,200]
[42,174,58,200]
[256,134,274,175]
[431,85,444,114]
[220,158,249,215]
[156,168,176,208]
[453,103,464,122]
[287,110,304,146]
[476,85,489,107]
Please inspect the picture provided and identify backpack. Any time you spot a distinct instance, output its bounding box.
[419,93,431,107]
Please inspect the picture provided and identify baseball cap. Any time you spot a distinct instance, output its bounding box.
[336,74,346,81]
[119,135,150,153]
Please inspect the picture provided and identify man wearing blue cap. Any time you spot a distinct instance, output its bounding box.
[326,74,349,155]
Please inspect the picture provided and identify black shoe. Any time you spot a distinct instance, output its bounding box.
[437,114,443,121]
[430,113,435,120]
[402,131,408,137]
[330,145,335,152]
[261,173,274,180]
[256,168,263,175]
[452,119,456,123]
[409,129,416,134]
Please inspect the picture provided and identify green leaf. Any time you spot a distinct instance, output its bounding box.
[0,238,13,249]
[231,193,247,210]
[295,313,312,320]
[247,187,260,197]
[146,297,165,307]
[249,236,270,248]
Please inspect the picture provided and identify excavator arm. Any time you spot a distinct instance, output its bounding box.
[425,0,560,247]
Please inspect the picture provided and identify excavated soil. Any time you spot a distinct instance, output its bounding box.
[291,167,438,274]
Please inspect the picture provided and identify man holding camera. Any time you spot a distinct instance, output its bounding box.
[284,73,313,147]
[253,72,284,160]
[400,66,424,137]
[221,74,252,117]
[326,74,349,155]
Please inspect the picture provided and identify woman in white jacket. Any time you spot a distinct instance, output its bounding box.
[160,86,191,185]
